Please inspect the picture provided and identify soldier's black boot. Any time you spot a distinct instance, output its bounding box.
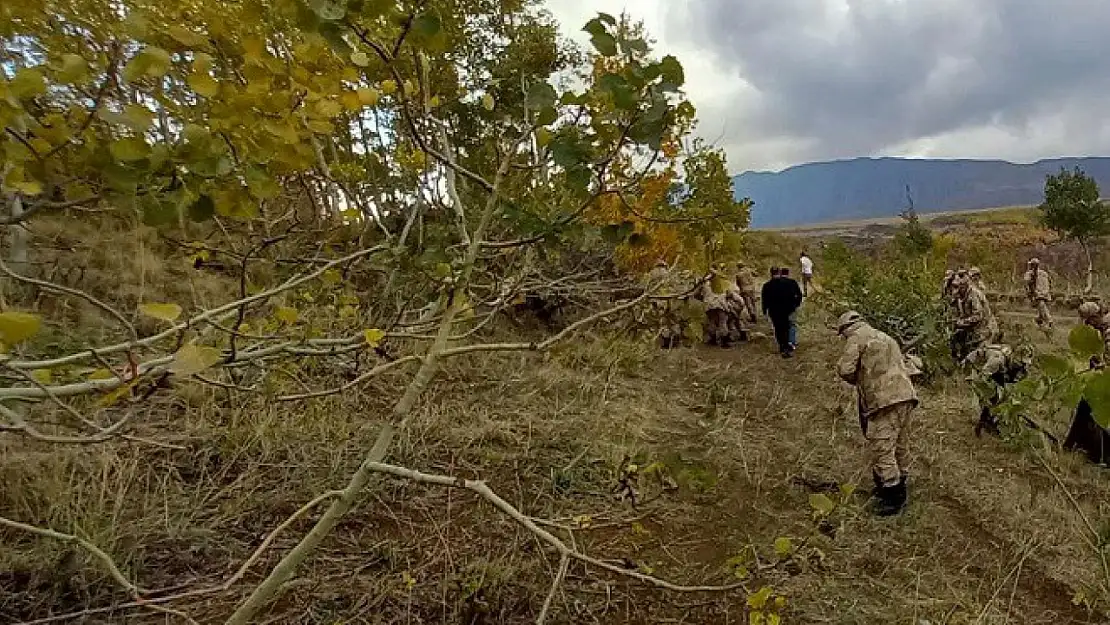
[871,480,907,517]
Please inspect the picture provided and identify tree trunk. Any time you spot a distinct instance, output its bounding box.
[10,195,27,271]
[1081,239,1094,294]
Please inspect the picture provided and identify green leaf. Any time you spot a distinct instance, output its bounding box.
[582,17,607,38]
[170,343,223,376]
[317,21,351,53]
[139,302,183,322]
[597,12,617,26]
[143,47,173,78]
[110,137,151,162]
[598,73,637,111]
[481,93,495,111]
[350,51,370,67]
[412,13,442,38]
[590,32,618,57]
[10,67,47,99]
[167,25,207,48]
[122,104,155,132]
[1082,370,1110,429]
[1069,324,1104,360]
[188,194,216,222]
[658,55,685,87]
[140,195,178,227]
[1037,353,1072,379]
[773,537,793,557]
[0,312,41,345]
[58,54,89,84]
[526,82,557,111]
[809,493,836,515]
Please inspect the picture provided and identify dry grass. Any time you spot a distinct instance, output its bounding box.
[1,215,1108,624]
[2,300,1108,624]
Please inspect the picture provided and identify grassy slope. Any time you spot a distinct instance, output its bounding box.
[1,214,1108,624]
[3,305,1107,624]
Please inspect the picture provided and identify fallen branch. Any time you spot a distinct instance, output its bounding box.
[0,515,144,595]
[1034,452,1110,597]
[364,461,746,594]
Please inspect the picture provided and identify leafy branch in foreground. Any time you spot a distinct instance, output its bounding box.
[1,2,752,622]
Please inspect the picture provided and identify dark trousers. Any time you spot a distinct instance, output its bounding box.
[770,314,793,353]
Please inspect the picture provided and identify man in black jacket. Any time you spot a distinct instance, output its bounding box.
[762,267,804,358]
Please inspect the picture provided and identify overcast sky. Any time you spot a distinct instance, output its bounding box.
[547,0,1110,174]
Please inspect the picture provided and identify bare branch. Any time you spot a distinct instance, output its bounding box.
[364,461,747,593]
[0,515,144,595]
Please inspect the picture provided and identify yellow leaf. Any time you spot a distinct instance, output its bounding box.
[747,586,773,610]
[168,25,207,48]
[10,67,47,99]
[110,137,151,162]
[99,385,132,407]
[88,368,115,380]
[363,328,385,348]
[774,596,787,609]
[0,312,41,345]
[139,302,182,322]
[536,127,552,147]
[30,369,52,385]
[306,119,334,134]
[122,104,155,131]
[773,537,793,557]
[188,73,219,98]
[402,80,416,97]
[357,87,380,106]
[58,53,88,83]
[380,79,397,95]
[429,95,441,108]
[170,343,223,376]
[143,47,172,78]
[13,179,43,196]
[350,51,370,67]
[341,91,363,111]
[193,52,214,73]
[767,614,781,625]
[481,93,495,111]
[274,306,299,324]
[314,99,342,118]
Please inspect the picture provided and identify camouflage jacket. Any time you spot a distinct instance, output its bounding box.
[838,322,919,417]
[956,287,998,343]
[735,268,758,294]
[964,344,1012,379]
[1024,268,1051,301]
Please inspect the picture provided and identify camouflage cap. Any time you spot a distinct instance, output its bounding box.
[837,310,863,333]
[969,266,981,277]
[1079,301,1101,319]
[1028,258,1041,266]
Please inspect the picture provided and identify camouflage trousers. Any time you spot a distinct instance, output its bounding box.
[866,401,916,487]
[1034,299,1053,328]
[705,309,730,345]
[740,292,758,323]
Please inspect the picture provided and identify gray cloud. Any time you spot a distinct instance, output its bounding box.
[665,0,1110,170]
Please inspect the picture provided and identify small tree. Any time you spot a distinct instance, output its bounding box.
[1039,167,1110,292]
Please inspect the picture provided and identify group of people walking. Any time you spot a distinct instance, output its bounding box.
[694,253,814,358]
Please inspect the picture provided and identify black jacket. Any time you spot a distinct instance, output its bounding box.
[761,277,804,318]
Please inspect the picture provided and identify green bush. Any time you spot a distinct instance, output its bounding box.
[817,240,951,377]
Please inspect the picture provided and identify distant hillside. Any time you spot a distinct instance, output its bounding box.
[735,156,1110,228]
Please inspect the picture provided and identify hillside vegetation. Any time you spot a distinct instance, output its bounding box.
[2,2,1109,625]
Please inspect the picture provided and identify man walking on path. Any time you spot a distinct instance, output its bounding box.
[1024,258,1053,329]
[799,252,814,296]
[837,311,919,517]
[762,267,803,358]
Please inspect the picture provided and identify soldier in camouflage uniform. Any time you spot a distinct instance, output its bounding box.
[952,272,999,362]
[734,261,759,324]
[699,269,735,348]
[837,311,919,517]
[1024,258,1053,329]
[964,343,1030,436]
[968,266,987,294]
[643,261,688,349]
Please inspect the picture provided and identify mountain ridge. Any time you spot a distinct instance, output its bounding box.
[734,156,1110,228]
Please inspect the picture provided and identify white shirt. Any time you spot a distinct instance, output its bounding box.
[800,256,814,275]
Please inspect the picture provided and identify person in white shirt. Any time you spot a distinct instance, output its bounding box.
[799,252,814,296]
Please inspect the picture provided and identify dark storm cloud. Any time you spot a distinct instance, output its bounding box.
[669,0,1110,166]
